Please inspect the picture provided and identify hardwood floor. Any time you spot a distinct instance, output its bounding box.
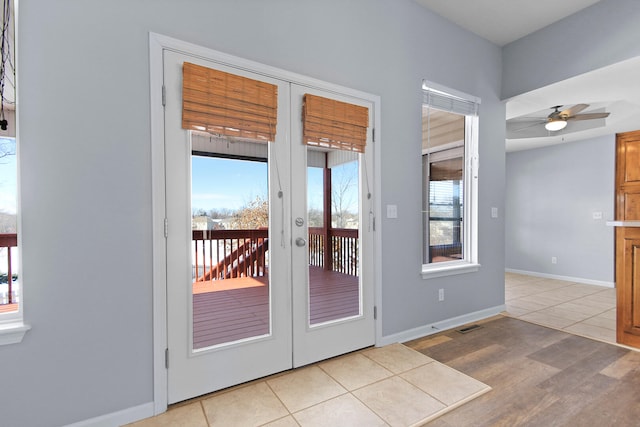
[406,316,640,426]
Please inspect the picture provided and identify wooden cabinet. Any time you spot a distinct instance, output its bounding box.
[615,130,640,347]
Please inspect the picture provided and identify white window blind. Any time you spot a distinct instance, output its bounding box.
[422,81,479,116]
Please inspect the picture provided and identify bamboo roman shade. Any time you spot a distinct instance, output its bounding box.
[302,94,369,153]
[182,62,278,142]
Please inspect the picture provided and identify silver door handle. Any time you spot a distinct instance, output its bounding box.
[295,237,306,247]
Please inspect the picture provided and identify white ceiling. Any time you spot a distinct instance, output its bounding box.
[416,0,640,152]
[504,56,640,151]
[415,0,601,47]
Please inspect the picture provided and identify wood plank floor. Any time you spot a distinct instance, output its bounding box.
[406,316,640,426]
[193,266,358,349]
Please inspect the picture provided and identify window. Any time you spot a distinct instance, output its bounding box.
[0,0,28,344]
[421,81,479,278]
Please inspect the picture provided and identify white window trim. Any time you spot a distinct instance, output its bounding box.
[421,260,480,279]
[421,81,480,279]
[0,210,29,347]
[0,321,31,345]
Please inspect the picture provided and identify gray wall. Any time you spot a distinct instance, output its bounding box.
[502,0,640,99]
[500,0,639,285]
[505,135,615,283]
[1,1,506,425]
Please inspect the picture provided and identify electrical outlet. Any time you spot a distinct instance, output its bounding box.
[438,288,444,301]
[551,257,557,264]
[386,204,398,219]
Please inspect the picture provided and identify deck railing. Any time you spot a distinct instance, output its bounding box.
[308,227,358,275]
[0,233,17,306]
[192,227,359,282]
[193,229,268,281]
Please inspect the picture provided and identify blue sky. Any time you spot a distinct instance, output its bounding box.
[0,147,353,217]
[192,156,268,212]
[191,155,325,213]
[0,138,16,214]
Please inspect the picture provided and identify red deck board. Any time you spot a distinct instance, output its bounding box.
[192,266,359,349]
[0,303,18,314]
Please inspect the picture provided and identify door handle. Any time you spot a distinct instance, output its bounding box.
[295,237,306,247]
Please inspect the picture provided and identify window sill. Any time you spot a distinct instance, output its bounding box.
[0,321,31,346]
[421,261,481,279]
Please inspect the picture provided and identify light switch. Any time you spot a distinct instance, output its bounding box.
[491,207,498,218]
[386,204,398,218]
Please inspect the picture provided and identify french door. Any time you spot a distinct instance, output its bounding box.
[163,50,375,404]
[290,85,375,367]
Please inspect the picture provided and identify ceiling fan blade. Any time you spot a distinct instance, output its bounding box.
[560,103,589,117]
[567,112,610,121]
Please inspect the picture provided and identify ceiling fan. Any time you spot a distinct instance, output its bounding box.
[508,104,611,137]
[542,104,610,131]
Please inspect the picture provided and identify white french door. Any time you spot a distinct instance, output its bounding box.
[164,50,292,403]
[163,49,375,404]
[290,85,376,367]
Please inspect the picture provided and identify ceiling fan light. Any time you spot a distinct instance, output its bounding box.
[545,119,567,131]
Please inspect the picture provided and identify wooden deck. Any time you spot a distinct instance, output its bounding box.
[0,303,17,313]
[193,266,359,349]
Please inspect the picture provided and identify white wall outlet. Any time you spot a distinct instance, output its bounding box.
[438,288,444,301]
[551,256,557,264]
[491,207,498,218]
[592,211,603,220]
[386,204,398,219]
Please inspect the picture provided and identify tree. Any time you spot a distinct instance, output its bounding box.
[207,207,234,219]
[331,161,358,228]
[192,207,207,217]
[231,195,268,229]
[307,207,323,228]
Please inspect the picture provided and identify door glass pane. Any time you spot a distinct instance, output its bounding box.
[307,147,361,326]
[190,133,270,350]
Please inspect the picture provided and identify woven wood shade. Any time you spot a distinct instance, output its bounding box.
[182,62,278,142]
[302,94,369,153]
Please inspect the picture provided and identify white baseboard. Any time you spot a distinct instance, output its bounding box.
[64,402,155,427]
[377,305,506,347]
[505,268,615,288]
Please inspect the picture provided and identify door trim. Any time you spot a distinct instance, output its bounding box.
[149,32,382,414]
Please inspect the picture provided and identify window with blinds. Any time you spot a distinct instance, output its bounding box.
[422,82,479,271]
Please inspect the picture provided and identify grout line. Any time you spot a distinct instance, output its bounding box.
[506,274,617,345]
[198,401,211,427]
[263,379,293,417]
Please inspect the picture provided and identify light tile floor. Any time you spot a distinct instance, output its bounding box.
[504,272,616,344]
[126,343,490,427]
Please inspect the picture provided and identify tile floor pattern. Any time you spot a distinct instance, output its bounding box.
[126,344,490,427]
[504,272,617,344]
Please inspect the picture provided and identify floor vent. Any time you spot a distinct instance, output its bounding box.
[456,324,482,334]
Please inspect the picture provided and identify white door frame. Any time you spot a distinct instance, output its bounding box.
[149,32,382,414]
